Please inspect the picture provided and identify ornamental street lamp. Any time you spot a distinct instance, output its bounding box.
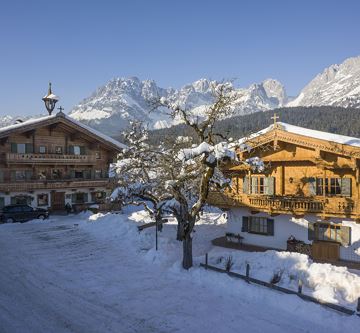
[42,82,59,115]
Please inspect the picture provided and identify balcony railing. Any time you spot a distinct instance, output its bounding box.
[5,153,97,164]
[207,191,357,218]
[0,178,113,192]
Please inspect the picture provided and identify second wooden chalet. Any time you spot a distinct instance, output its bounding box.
[0,110,125,212]
[208,119,360,264]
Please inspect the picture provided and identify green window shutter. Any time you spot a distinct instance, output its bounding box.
[70,170,76,178]
[25,143,33,153]
[11,197,16,205]
[340,226,351,246]
[251,177,258,194]
[91,169,95,179]
[83,193,88,202]
[308,222,316,241]
[243,176,249,194]
[308,177,316,196]
[242,216,249,232]
[10,143,17,153]
[341,178,351,197]
[0,170,3,182]
[71,193,77,203]
[266,177,275,195]
[80,146,86,155]
[25,170,32,180]
[267,218,274,236]
[10,171,16,181]
[69,145,74,154]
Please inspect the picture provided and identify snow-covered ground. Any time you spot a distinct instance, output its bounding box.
[0,210,359,333]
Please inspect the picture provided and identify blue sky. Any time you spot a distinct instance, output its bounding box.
[1,0,360,116]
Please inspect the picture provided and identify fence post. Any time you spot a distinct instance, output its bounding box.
[246,263,250,283]
[357,298,360,313]
[205,253,208,269]
[298,279,303,294]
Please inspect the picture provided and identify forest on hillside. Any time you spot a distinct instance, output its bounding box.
[146,106,360,144]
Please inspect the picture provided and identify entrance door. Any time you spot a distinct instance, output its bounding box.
[312,241,340,262]
[51,192,65,211]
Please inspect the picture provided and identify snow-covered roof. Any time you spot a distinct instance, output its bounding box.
[0,112,126,150]
[42,93,59,100]
[239,122,360,148]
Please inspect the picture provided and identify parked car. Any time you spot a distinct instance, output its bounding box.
[0,205,49,223]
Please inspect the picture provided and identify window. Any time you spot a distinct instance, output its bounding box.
[243,176,275,195]
[10,143,33,153]
[315,177,351,196]
[309,222,350,245]
[242,216,274,236]
[37,194,49,206]
[39,146,46,153]
[10,195,32,205]
[52,169,62,179]
[69,145,85,155]
[94,170,102,179]
[75,171,84,178]
[0,197,4,209]
[95,151,101,159]
[55,146,63,154]
[13,170,32,181]
[71,192,88,204]
[38,171,47,180]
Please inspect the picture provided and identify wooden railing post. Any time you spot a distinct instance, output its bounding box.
[246,263,250,283]
[298,279,303,294]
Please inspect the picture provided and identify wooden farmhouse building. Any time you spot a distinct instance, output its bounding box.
[208,120,360,264]
[0,111,125,212]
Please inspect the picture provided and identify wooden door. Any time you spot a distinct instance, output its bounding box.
[51,192,65,211]
[312,241,340,262]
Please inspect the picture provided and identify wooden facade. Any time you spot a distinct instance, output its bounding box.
[0,112,124,211]
[208,122,360,263]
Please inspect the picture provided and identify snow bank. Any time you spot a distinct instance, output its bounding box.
[207,249,360,308]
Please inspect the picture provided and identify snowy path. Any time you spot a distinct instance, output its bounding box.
[0,214,358,333]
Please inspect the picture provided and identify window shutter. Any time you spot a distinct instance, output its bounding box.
[25,170,32,180]
[308,222,316,240]
[267,218,274,236]
[91,169,95,179]
[80,146,86,155]
[10,171,16,181]
[341,178,351,197]
[83,193,88,202]
[308,177,316,196]
[10,143,17,153]
[0,170,3,182]
[243,176,249,194]
[70,170,76,178]
[340,226,351,246]
[11,197,16,205]
[251,177,258,194]
[69,145,74,154]
[0,197,4,209]
[25,143,33,153]
[242,216,249,232]
[267,177,275,195]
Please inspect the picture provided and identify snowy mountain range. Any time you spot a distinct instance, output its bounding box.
[1,55,360,136]
[288,56,360,108]
[68,77,288,136]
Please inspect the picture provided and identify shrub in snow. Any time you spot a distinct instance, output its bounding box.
[225,256,234,272]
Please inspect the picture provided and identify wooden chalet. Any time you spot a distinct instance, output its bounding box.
[208,117,360,264]
[0,109,125,212]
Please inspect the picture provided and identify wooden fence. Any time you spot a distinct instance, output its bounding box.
[200,253,360,317]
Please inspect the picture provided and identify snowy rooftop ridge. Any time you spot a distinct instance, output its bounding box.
[0,112,126,150]
[239,122,360,148]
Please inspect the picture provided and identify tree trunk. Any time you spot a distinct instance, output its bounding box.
[177,221,184,241]
[182,232,193,269]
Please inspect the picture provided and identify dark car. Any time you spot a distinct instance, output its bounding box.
[0,205,49,223]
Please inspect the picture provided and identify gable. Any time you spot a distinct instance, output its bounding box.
[0,113,125,152]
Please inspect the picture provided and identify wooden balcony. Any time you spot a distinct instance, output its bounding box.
[0,179,112,192]
[207,191,358,218]
[5,153,97,165]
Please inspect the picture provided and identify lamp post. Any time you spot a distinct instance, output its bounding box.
[42,82,59,115]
